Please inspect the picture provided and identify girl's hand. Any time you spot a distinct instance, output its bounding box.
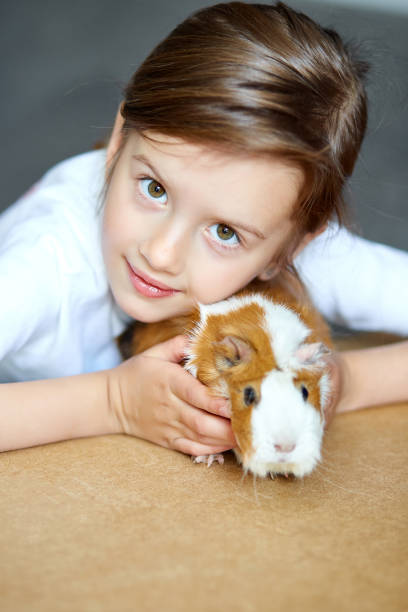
[107,335,236,457]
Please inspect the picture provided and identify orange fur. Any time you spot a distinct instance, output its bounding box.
[293,369,322,413]
[187,302,277,458]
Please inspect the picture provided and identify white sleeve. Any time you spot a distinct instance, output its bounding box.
[0,234,60,361]
[295,225,408,335]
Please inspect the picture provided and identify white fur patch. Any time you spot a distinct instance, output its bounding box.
[248,371,324,478]
[258,299,310,370]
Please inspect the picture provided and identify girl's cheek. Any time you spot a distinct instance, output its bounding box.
[189,261,253,304]
[104,195,134,242]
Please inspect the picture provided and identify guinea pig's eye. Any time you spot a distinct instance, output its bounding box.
[301,385,309,401]
[243,386,257,406]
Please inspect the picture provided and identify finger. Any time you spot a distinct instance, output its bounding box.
[143,334,188,363]
[179,405,236,447]
[172,437,234,457]
[145,337,232,418]
[171,368,231,418]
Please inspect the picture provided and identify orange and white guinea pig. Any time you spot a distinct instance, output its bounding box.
[119,276,333,478]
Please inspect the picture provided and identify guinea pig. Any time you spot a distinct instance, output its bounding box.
[119,276,333,478]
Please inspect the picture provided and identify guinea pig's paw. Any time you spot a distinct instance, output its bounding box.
[192,454,225,467]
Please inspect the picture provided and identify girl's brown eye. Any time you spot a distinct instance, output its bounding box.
[216,224,235,241]
[140,178,168,203]
[208,223,239,247]
[147,180,166,198]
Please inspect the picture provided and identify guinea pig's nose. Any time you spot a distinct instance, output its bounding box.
[274,443,296,453]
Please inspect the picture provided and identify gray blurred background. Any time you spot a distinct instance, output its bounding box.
[0,0,407,251]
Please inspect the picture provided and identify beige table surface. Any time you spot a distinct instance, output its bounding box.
[1,334,407,612]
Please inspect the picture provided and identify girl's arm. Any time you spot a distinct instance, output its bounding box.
[323,339,408,426]
[337,339,408,413]
[1,337,406,453]
[0,370,117,452]
[0,336,234,454]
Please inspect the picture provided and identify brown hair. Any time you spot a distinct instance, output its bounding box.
[119,1,369,256]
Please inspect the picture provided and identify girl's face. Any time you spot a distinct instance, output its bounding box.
[102,131,306,323]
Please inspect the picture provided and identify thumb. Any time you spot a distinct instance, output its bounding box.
[143,334,189,364]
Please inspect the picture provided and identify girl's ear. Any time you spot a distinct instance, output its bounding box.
[291,224,328,259]
[105,104,125,178]
[257,224,328,281]
[257,264,280,281]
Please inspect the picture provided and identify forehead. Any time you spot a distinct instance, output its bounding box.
[126,131,303,232]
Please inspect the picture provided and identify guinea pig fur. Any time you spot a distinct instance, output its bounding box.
[185,293,332,478]
[120,280,333,479]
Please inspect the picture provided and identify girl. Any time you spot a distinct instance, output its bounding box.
[1,2,407,455]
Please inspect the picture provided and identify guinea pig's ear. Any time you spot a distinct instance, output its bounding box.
[294,342,330,367]
[213,336,253,372]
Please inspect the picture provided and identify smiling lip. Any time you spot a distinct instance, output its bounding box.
[126,260,180,298]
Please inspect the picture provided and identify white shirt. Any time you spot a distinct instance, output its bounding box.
[0,150,130,382]
[296,224,408,334]
[0,150,406,382]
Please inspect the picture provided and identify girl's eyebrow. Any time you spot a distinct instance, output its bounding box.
[227,221,266,240]
[131,153,266,240]
[131,154,166,185]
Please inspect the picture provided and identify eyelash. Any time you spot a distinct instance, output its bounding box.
[137,176,243,251]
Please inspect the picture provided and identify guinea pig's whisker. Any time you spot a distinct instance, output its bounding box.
[240,465,250,486]
[314,467,377,499]
[252,472,260,505]
[315,461,338,475]
[314,462,341,477]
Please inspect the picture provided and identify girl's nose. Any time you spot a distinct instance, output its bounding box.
[139,221,187,275]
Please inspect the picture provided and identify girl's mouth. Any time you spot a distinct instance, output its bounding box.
[126,260,181,298]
